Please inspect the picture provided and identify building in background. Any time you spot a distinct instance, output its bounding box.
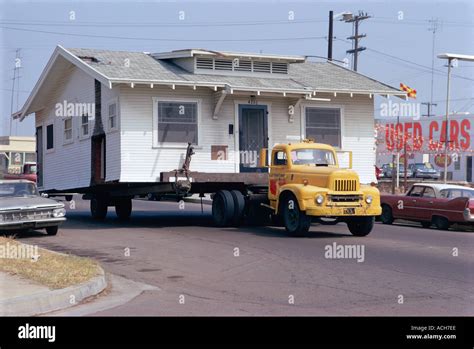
[0,136,36,176]
[375,114,473,182]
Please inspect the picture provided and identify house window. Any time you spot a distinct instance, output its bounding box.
[81,114,89,137]
[305,107,341,148]
[108,102,118,131]
[157,101,198,144]
[63,118,73,143]
[46,124,54,150]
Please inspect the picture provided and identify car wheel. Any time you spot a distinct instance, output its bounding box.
[380,205,394,224]
[282,194,311,237]
[46,226,58,236]
[433,216,450,230]
[421,221,431,228]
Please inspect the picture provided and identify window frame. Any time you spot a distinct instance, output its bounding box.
[152,97,201,149]
[407,185,425,197]
[80,114,91,140]
[45,122,55,153]
[302,104,344,149]
[106,98,119,133]
[63,117,74,145]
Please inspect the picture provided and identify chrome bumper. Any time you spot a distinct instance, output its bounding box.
[0,218,66,231]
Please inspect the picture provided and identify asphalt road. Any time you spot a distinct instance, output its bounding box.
[15,197,474,316]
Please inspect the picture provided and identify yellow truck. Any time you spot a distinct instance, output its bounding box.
[212,140,381,237]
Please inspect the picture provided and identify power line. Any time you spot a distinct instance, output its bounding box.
[0,26,326,42]
[0,18,328,28]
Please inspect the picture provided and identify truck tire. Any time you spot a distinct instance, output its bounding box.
[347,216,374,236]
[380,205,394,225]
[433,216,450,230]
[230,190,245,226]
[212,190,235,227]
[115,198,132,220]
[282,195,311,237]
[46,226,58,236]
[91,198,108,220]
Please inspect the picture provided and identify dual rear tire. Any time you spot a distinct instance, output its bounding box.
[212,190,245,227]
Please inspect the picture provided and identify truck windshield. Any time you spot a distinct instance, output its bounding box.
[0,182,39,197]
[291,149,336,166]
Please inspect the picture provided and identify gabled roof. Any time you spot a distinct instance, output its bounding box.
[14,45,405,120]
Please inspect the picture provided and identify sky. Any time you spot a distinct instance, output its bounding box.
[0,0,473,136]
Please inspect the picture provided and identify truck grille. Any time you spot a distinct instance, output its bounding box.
[334,179,357,191]
[2,209,53,222]
[329,195,362,203]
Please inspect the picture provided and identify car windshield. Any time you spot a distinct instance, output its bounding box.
[291,148,336,166]
[415,163,433,169]
[0,182,39,197]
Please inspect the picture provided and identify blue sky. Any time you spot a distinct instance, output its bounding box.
[1,0,473,136]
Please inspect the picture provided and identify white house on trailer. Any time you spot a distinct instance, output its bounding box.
[14,46,405,194]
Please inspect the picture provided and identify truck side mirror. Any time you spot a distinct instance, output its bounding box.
[336,150,353,169]
[259,148,269,168]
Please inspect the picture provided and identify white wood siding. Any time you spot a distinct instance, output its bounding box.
[35,66,120,190]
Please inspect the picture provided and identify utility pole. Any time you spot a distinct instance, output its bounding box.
[328,11,334,61]
[428,18,440,112]
[344,11,371,71]
[9,48,22,136]
[421,102,437,117]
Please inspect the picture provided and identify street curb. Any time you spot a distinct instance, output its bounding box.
[0,267,107,316]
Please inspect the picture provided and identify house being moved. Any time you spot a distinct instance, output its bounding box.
[13,46,405,218]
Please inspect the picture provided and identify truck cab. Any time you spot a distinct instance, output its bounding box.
[266,140,381,236]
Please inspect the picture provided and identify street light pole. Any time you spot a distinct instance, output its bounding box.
[443,59,452,183]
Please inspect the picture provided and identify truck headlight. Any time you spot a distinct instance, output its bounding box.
[53,208,66,218]
[365,195,373,204]
[315,195,324,205]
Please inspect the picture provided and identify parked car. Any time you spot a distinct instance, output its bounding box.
[0,180,66,235]
[375,165,382,180]
[380,183,474,230]
[3,162,37,182]
[408,163,440,179]
[381,163,413,178]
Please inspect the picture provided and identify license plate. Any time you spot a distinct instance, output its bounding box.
[343,208,355,215]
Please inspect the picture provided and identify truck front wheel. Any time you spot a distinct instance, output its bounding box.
[282,195,311,237]
[347,216,374,236]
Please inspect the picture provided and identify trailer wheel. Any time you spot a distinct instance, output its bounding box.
[230,190,245,226]
[115,198,132,220]
[90,198,108,220]
[282,195,311,237]
[212,190,235,227]
[347,216,374,236]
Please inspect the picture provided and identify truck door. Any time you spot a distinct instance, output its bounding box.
[268,149,288,202]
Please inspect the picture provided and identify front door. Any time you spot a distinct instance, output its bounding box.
[467,156,472,182]
[238,105,268,172]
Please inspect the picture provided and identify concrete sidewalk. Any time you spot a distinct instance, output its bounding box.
[0,269,107,316]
